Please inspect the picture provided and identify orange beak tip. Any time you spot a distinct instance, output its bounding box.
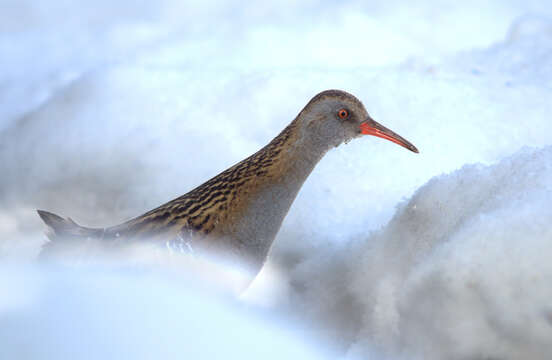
[359,120,418,154]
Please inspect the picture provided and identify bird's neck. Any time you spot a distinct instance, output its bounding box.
[224,118,330,269]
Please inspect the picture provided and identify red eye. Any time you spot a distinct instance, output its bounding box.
[338,109,349,119]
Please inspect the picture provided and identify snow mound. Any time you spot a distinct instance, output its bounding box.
[0,264,323,360]
[286,146,552,359]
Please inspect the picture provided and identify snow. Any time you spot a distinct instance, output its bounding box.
[294,146,552,359]
[0,264,323,360]
[1,1,552,359]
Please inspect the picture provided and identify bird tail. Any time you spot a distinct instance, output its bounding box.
[37,209,103,241]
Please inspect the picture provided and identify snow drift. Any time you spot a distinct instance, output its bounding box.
[288,146,552,359]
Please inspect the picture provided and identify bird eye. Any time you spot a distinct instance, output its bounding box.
[337,109,349,119]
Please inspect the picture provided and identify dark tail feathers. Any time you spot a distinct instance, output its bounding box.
[37,210,104,241]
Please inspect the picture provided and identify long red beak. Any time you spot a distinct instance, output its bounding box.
[359,118,419,153]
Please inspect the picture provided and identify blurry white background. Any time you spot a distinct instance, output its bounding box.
[1,1,552,359]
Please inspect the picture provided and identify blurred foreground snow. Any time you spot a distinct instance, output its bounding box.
[1,1,552,359]
[0,263,322,360]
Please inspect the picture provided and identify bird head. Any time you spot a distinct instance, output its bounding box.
[297,89,419,153]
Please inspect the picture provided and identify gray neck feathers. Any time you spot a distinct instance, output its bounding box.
[232,117,334,270]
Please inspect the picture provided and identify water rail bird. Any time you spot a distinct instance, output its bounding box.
[38,89,418,277]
